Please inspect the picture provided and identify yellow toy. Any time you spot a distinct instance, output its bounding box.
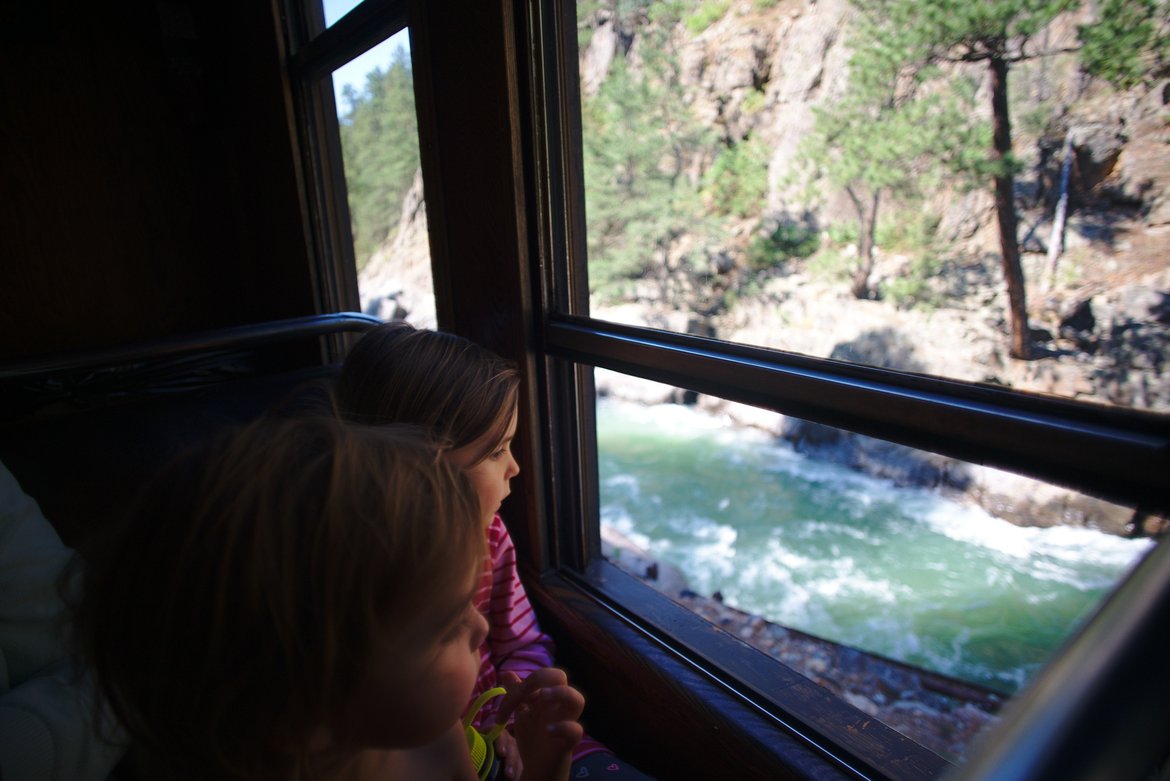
[464,687,508,780]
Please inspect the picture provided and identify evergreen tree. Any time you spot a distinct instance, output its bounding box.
[338,46,420,270]
[581,2,719,303]
[1078,0,1169,90]
[830,0,1082,358]
[801,10,979,299]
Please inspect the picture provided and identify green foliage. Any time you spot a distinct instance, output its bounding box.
[824,222,859,247]
[875,208,944,309]
[741,89,766,116]
[1015,99,1057,138]
[796,4,952,292]
[1078,0,1170,90]
[837,0,1080,182]
[800,8,942,203]
[850,0,1077,51]
[875,209,940,254]
[880,253,945,310]
[705,137,770,217]
[806,247,856,283]
[581,45,719,300]
[746,219,820,272]
[753,0,780,8]
[686,0,730,34]
[338,47,419,270]
[648,0,691,27]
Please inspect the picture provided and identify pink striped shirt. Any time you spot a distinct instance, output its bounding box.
[469,514,607,762]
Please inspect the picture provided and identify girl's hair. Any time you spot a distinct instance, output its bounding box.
[335,322,521,464]
[73,415,482,781]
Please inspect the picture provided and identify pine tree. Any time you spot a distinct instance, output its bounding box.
[1078,0,1169,90]
[827,0,1081,358]
[581,3,718,303]
[801,10,968,300]
[338,46,420,270]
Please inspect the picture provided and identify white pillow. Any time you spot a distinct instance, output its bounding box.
[0,460,73,689]
[0,460,126,781]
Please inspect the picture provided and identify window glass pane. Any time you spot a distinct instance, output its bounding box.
[322,0,361,28]
[332,31,436,327]
[576,3,1169,413]
[594,368,1160,762]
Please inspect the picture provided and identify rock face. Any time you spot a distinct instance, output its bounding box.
[357,169,436,329]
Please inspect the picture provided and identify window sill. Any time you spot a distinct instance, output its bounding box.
[525,559,951,781]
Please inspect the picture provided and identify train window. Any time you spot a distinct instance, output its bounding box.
[279,0,1169,775]
[331,31,436,327]
[593,369,1155,761]
[534,2,1168,774]
[322,0,361,28]
[282,0,431,323]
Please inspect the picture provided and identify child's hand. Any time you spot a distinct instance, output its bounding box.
[494,726,522,779]
[495,669,584,781]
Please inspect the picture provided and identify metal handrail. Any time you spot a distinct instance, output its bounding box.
[0,313,380,382]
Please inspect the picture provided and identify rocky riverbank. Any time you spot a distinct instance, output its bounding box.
[594,277,1170,540]
[602,525,1004,763]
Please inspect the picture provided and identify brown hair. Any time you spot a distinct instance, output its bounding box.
[73,416,482,781]
[335,322,521,464]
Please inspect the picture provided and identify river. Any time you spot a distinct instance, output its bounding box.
[596,398,1155,694]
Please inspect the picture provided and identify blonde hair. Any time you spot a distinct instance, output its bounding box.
[335,322,520,464]
[74,415,482,780]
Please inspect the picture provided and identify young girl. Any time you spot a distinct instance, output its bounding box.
[72,415,584,781]
[336,323,655,781]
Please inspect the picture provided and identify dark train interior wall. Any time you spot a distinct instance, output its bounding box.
[0,1,316,360]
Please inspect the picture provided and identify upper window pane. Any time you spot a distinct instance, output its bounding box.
[576,2,1169,412]
[332,30,436,328]
[322,0,361,28]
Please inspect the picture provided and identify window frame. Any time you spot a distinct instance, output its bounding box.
[281,0,411,358]
[523,2,962,778]
[282,1,1170,778]
[519,1,1170,779]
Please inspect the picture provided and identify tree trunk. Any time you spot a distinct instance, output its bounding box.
[989,54,1031,359]
[1044,128,1074,292]
[848,187,881,299]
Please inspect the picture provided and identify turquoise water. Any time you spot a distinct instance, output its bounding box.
[597,398,1154,694]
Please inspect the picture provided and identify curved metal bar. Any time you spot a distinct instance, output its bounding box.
[0,312,381,381]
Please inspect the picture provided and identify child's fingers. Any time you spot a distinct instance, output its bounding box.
[511,686,585,749]
[519,667,569,691]
[550,720,584,747]
[513,715,584,751]
[509,684,582,721]
[550,683,585,713]
[532,684,585,722]
[493,728,523,779]
[494,668,570,723]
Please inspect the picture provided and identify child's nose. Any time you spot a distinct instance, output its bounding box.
[470,608,489,649]
[506,452,520,480]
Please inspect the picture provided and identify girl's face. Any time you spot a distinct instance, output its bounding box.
[331,569,488,750]
[449,406,520,527]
